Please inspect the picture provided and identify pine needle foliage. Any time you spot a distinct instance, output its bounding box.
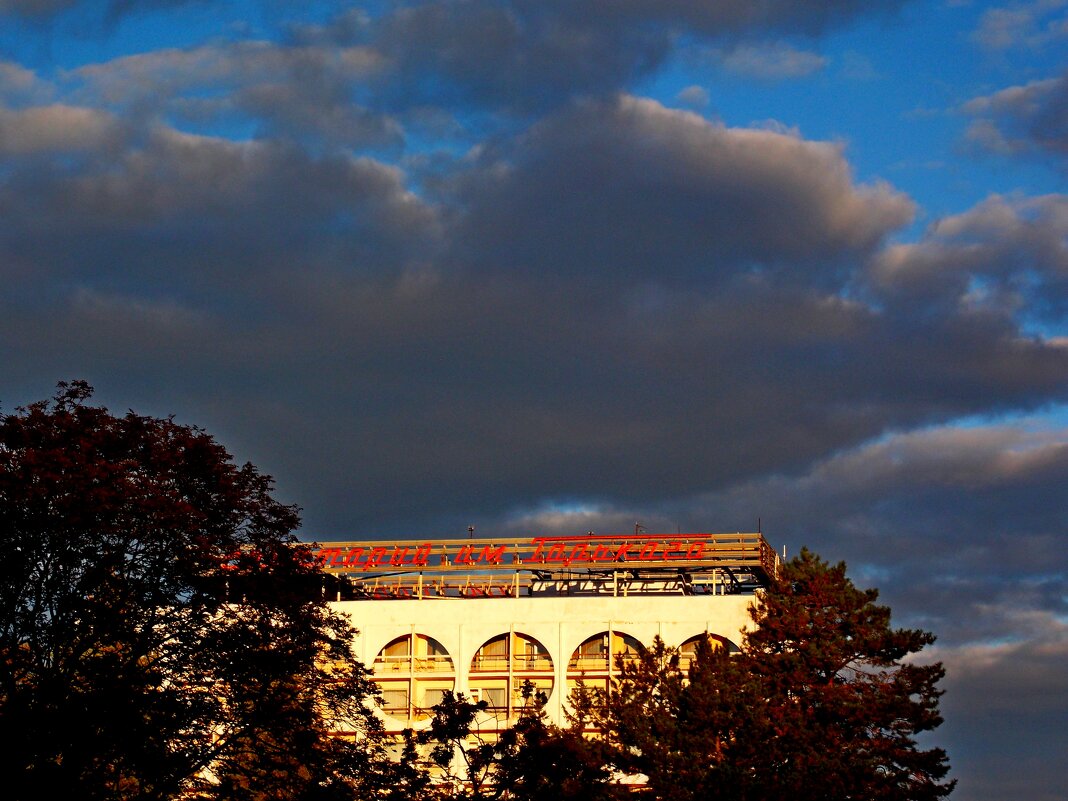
[587,548,954,801]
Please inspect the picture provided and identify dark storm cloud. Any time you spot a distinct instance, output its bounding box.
[963,70,1068,161]
[0,123,438,286]
[304,0,908,114]
[483,420,1068,653]
[564,0,907,31]
[8,0,908,142]
[447,96,913,284]
[1,4,1065,798]
[72,41,398,149]
[367,1,669,113]
[4,96,1068,537]
[932,623,1068,801]
[0,0,208,22]
[663,424,1068,620]
[0,0,75,17]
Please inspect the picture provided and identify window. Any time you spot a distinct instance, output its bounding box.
[568,631,641,672]
[381,688,408,711]
[421,688,449,708]
[372,634,456,720]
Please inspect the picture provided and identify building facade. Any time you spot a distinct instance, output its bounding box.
[314,531,778,733]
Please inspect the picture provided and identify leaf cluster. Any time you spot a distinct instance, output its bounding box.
[406,683,619,801]
[0,382,387,800]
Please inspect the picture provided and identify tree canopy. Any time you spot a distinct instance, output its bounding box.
[583,548,955,801]
[403,684,618,801]
[0,381,384,801]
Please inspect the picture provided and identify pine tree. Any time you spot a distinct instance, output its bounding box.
[585,548,954,801]
[741,548,954,801]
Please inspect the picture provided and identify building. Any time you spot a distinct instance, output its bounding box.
[312,531,779,733]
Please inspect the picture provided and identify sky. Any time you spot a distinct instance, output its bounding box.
[1,0,1067,797]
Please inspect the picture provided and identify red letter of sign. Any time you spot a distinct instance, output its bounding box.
[413,543,433,566]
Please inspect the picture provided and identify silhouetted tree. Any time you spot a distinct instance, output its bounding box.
[411,684,618,801]
[0,381,385,801]
[577,635,763,801]
[414,691,499,799]
[587,549,954,801]
[741,548,954,801]
[493,685,619,801]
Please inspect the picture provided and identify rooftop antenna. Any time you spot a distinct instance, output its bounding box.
[635,521,645,535]
[467,525,475,540]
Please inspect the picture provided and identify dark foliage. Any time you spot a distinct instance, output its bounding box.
[0,382,384,800]
[741,548,955,801]
[587,548,955,801]
[411,684,618,801]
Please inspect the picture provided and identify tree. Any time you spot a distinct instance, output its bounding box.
[492,685,620,801]
[0,381,385,801]
[573,634,770,801]
[416,690,499,799]
[588,548,954,801]
[742,548,954,801]
[409,684,618,801]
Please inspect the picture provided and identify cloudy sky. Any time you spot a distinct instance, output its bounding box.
[2,0,1067,797]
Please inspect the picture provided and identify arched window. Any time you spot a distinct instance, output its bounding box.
[677,632,739,671]
[565,630,641,697]
[469,632,554,716]
[372,634,455,721]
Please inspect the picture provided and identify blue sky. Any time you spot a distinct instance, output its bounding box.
[2,2,1068,799]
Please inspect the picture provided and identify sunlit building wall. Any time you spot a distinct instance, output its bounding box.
[315,532,777,732]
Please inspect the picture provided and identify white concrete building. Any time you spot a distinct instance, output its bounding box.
[315,531,778,733]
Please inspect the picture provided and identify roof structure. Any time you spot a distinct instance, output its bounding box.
[312,531,779,600]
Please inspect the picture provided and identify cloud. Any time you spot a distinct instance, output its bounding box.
[0,4,1066,798]
[6,0,907,144]
[366,1,671,113]
[674,84,710,109]
[302,0,906,114]
[837,50,879,81]
[0,104,121,154]
[0,124,440,291]
[477,421,1068,801]
[971,0,1068,50]
[0,60,49,102]
[4,89,1068,538]
[710,41,828,79]
[75,41,385,102]
[930,616,1068,801]
[447,96,913,284]
[0,0,209,22]
[71,41,397,149]
[0,0,75,17]
[484,416,1068,650]
[868,193,1068,324]
[962,72,1068,161]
